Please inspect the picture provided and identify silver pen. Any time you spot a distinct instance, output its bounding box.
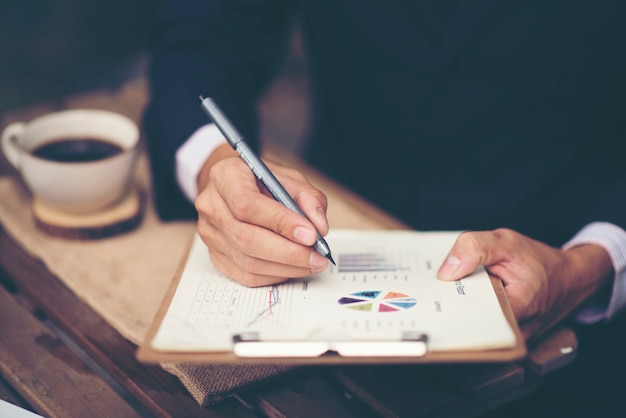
[199,96,335,265]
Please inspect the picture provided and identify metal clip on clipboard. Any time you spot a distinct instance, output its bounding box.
[232,331,428,358]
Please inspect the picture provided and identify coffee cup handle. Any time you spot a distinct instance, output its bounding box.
[1,122,25,170]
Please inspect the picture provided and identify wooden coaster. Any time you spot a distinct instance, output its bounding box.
[32,188,144,240]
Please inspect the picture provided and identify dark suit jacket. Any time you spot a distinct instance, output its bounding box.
[142,0,626,248]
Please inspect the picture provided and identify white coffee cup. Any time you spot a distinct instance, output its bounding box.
[1,109,140,214]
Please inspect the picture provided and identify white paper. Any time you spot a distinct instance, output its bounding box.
[0,400,44,418]
[151,230,517,355]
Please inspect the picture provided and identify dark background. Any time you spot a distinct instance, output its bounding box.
[0,0,158,114]
[0,0,309,152]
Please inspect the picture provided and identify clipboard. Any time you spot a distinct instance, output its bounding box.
[137,230,526,365]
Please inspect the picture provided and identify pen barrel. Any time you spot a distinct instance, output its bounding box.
[235,142,304,216]
[200,97,243,147]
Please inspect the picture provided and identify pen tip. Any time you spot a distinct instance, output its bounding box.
[327,254,336,266]
[199,95,205,101]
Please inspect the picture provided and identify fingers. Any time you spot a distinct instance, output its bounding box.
[436,228,555,339]
[198,214,329,286]
[208,246,326,288]
[195,157,330,285]
[214,159,329,246]
[227,188,320,247]
[267,161,330,236]
[197,186,328,269]
[437,229,511,281]
[436,228,595,341]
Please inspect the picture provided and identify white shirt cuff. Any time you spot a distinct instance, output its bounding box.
[562,222,626,324]
[175,124,227,202]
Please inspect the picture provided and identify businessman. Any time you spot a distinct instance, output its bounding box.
[143,1,626,415]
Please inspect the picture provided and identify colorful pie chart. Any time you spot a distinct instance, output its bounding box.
[337,290,417,312]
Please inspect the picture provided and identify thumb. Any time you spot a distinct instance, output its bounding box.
[437,231,500,281]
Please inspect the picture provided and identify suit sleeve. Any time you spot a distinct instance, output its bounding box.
[142,0,290,220]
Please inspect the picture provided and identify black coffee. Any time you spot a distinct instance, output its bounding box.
[32,138,124,163]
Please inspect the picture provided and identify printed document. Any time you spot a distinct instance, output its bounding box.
[151,230,517,355]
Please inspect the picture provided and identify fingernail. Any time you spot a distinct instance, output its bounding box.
[294,226,316,245]
[310,252,328,273]
[438,254,461,279]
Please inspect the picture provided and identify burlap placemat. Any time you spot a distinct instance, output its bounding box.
[0,154,309,406]
[0,155,192,341]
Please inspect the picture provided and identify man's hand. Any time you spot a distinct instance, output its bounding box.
[195,144,330,287]
[437,228,613,340]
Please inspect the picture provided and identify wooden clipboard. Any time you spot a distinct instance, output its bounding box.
[137,236,526,365]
